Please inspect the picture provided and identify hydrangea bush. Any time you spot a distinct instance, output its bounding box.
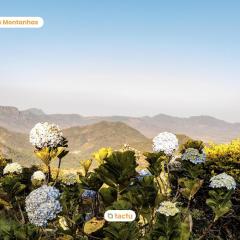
[0,126,239,240]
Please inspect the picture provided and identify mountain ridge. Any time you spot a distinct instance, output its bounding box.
[0,106,239,143]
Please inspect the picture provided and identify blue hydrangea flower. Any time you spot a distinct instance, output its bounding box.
[25,185,62,226]
[82,190,96,199]
[182,148,206,164]
[85,213,93,221]
[137,169,152,180]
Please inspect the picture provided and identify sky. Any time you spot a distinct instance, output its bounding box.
[0,0,240,122]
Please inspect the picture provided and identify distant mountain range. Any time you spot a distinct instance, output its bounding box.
[0,106,240,143]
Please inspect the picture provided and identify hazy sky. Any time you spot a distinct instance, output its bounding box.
[0,1,240,122]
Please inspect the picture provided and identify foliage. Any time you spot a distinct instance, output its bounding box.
[179,140,205,154]
[95,150,137,190]
[146,213,182,240]
[0,217,39,240]
[206,189,233,222]
[205,139,240,181]
[104,221,139,240]
[0,126,239,239]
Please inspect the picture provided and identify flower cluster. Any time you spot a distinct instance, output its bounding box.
[29,122,63,149]
[209,173,236,190]
[82,190,97,199]
[157,201,179,217]
[3,162,22,175]
[182,148,206,164]
[137,169,152,180]
[31,171,46,182]
[153,132,178,155]
[61,172,79,185]
[25,185,62,226]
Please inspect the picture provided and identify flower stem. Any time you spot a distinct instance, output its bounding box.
[53,157,62,186]
[47,165,51,183]
[15,197,25,224]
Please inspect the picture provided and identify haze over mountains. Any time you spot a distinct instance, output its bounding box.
[0,106,240,143]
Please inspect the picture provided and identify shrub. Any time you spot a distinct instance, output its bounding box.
[205,139,240,182]
[0,125,239,239]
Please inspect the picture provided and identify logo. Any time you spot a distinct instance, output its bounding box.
[104,210,136,222]
[0,17,44,28]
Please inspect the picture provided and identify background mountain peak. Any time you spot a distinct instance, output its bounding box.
[22,108,45,115]
[0,105,239,143]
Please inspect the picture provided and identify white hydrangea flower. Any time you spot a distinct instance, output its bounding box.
[3,162,22,175]
[31,171,46,182]
[182,148,206,164]
[25,185,62,227]
[210,173,236,190]
[157,201,179,217]
[61,172,79,185]
[153,132,178,155]
[29,122,63,149]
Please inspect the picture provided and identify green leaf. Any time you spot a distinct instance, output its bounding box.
[144,152,168,177]
[148,213,182,240]
[180,215,192,240]
[178,178,203,200]
[99,185,117,206]
[206,189,233,221]
[104,222,139,240]
[95,151,138,189]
